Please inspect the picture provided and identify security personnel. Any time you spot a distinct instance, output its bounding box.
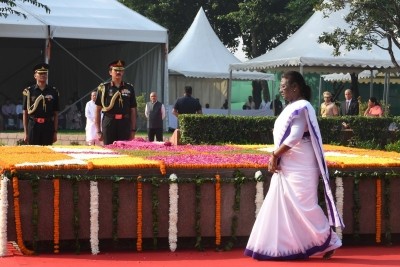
[95,60,137,145]
[22,63,59,145]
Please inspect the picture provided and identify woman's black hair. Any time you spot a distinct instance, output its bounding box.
[369,97,380,106]
[281,71,311,101]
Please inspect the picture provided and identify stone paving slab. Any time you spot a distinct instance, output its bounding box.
[0,132,86,146]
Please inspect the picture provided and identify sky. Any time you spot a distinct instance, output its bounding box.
[232,37,247,62]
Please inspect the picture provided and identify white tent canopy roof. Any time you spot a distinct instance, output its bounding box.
[230,5,400,73]
[321,70,378,82]
[321,70,400,84]
[0,0,167,43]
[169,7,273,80]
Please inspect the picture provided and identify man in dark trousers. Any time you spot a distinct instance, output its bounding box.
[341,89,359,116]
[22,63,59,145]
[270,95,283,116]
[95,60,137,145]
[172,86,202,117]
[145,92,165,141]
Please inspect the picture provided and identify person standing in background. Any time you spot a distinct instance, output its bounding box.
[22,63,59,145]
[244,95,256,110]
[145,92,165,142]
[95,60,137,145]
[364,97,383,117]
[16,99,23,129]
[172,86,202,117]
[221,99,228,109]
[320,91,339,117]
[1,99,16,129]
[270,94,283,116]
[85,90,100,145]
[259,95,271,110]
[341,89,359,116]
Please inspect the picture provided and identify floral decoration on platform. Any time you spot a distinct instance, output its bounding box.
[1,140,400,172]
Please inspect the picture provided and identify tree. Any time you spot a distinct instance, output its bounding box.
[316,0,400,71]
[120,0,242,52]
[0,0,50,18]
[223,0,321,58]
[120,0,320,58]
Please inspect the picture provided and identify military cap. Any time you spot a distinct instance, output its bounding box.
[33,63,49,73]
[108,60,125,71]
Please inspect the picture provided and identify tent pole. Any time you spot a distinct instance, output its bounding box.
[228,70,232,115]
[45,26,51,83]
[369,70,373,97]
[318,76,322,115]
[383,72,387,104]
[163,42,169,133]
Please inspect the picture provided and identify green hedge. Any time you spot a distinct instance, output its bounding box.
[178,114,400,148]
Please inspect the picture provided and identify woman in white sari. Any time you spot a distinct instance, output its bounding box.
[245,71,344,260]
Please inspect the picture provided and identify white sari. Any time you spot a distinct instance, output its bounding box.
[245,100,344,260]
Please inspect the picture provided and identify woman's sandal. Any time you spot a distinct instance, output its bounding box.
[323,249,335,260]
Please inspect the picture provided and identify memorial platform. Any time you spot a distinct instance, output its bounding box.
[1,141,400,255]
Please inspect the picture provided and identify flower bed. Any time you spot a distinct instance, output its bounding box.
[1,140,400,172]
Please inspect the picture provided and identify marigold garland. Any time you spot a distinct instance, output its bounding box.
[254,171,264,218]
[168,174,178,252]
[225,171,245,251]
[376,178,382,243]
[89,181,99,255]
[53,178,60,253]
[335,177,344,240]
[215,174,221,247]
[12,174,34,255]
[136,176,143,252]
[0,175,9,257]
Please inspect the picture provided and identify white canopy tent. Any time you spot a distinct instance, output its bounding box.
[0,0,168,118]
[229,5,400,74]
[168,7,274,110]
[229,4,400,111]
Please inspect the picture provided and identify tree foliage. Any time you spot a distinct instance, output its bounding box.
[316,0,400,70]
[0,0,50,18]
[120,0,320,58]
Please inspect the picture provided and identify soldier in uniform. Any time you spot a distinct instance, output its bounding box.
[22,63,59,145]
[95,60,137,145]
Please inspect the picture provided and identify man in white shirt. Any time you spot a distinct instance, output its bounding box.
[85,91,101,145]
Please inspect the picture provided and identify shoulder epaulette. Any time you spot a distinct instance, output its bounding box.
[23,87,30,96]
[98,83,106,92]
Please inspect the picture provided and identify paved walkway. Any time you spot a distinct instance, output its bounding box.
[0,131,86,146]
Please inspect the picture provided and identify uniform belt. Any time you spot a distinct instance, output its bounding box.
[30,117,51,123]
[104,113,129,120]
